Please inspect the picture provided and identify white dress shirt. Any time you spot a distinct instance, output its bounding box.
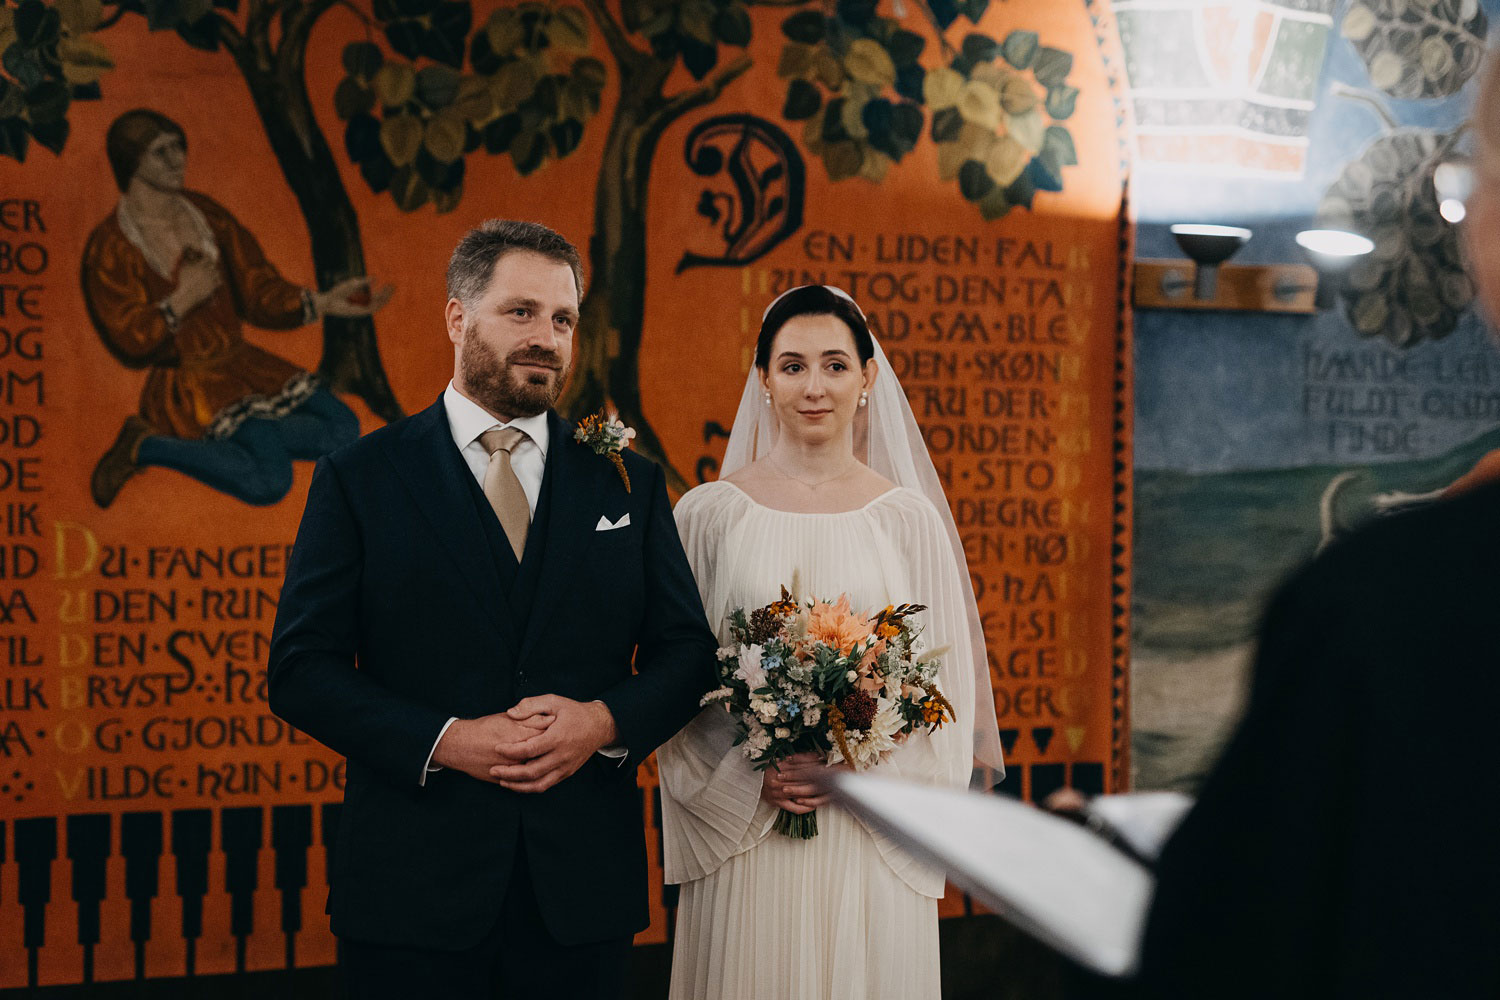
[443,381,549,517]
[422,383,623,784]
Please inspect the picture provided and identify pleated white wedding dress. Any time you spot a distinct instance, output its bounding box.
[658,480,979,1000]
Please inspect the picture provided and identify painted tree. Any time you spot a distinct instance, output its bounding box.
[2,0,408,421]
[1315,0,1488,346]
[1,0,1080,484]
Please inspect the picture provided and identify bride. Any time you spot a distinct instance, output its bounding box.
[658,285,1004,999]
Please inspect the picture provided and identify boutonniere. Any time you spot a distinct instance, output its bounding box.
[574,410,636,493]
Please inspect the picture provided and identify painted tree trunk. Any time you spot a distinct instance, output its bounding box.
[563,60,687,489]
[229,35,405,424]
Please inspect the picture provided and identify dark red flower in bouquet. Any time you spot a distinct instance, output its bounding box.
[748,606,785,645]
[839,689,878,732]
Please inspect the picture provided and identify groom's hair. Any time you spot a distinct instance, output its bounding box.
[755,286,875,371]
[447,220,585,305]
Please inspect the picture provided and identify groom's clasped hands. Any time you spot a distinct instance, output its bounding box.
[430,694,619,793]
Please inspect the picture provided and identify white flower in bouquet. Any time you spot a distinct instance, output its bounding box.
[716,645,737,662]
[733,643,766,689]
[829,699,905,769]
[873,699,906,739]
[774,727,790,739]
[744,722,771,758]
[702,686,735,705]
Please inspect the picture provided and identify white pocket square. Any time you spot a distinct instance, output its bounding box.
[595,513,631,531]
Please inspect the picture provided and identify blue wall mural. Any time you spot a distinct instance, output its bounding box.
[1125,0,1497,789]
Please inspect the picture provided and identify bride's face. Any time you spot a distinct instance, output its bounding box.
[759,314,875,446]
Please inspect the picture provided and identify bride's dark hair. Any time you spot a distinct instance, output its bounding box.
[755,286,874,371]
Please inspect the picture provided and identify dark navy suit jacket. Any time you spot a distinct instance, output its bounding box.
[268,396,716,949]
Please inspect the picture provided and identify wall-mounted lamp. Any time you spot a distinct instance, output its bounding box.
[1434,161,1472,224]
[1169,224,1251,298]
[1294,229,1375,309]
[1135,224,1372,314]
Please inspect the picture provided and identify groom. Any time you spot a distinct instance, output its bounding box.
[268,220,716,999]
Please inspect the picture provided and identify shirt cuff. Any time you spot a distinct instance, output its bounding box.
[420,717,459,787]
[590,700,627,766]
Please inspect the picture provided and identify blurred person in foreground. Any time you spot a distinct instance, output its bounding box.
[1133,57,1500,1000]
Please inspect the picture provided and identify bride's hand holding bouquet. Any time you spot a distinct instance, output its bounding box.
[760,751,847,816]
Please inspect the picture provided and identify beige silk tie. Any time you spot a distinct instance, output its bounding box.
[479,426,530,561]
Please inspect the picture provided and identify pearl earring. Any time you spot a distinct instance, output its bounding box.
[764,392,772,406]
[858,391,868,407]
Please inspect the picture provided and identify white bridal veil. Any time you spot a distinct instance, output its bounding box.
[719,286,1006,786]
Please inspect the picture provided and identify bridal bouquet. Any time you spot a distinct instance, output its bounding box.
[702,587,954,839]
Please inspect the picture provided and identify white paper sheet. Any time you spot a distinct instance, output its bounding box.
[831,773,1161,977]
[1087,791,1193,862]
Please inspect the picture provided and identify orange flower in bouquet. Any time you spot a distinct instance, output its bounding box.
[803,595,875,654]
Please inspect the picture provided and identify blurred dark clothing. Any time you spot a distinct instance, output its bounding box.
[1134,479,1500,997]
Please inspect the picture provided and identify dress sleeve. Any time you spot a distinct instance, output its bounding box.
[657,485,777,884]
[870,491,977,789]
[854,490,979,895]
[81,226,181,369]
[671,484,722,615]
[198,196,307,330]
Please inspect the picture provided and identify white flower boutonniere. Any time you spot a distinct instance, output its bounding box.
[574,410,636,492]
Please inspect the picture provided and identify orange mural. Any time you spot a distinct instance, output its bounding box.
[0,0,1131,986]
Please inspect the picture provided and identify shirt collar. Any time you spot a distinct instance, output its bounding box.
[443,381,551,455]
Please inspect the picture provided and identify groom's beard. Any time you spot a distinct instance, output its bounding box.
[459,328,570,419]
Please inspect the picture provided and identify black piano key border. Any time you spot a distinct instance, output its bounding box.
[4,752,1109,988]
[2,806,320,988]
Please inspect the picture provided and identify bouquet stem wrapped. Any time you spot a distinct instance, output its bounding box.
[773,808,819,839]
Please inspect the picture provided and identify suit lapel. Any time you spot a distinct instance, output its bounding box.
[519,411,592,664]
[383,396,520,652]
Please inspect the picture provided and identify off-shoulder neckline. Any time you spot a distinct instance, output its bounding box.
[706,479,906,517]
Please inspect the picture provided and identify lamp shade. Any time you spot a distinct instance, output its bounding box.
[1169,224,1252,265]
[1169,225,1252,299]
[1295,229,1374,309]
